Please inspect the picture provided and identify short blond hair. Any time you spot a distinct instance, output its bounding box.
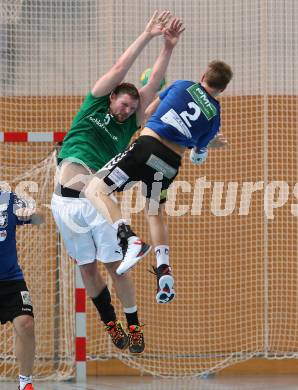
[204,60,233,90]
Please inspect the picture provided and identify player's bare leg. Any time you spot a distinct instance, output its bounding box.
[13,315,35,390]
[85,178,151,275]
[79,260,128,350]
[145,202,175,303]
[105,262,145,353]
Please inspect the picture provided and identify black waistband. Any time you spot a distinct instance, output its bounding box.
[56,184,81,198]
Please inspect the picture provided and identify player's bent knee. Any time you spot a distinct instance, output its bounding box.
[13,315,35,337]
[79,259,97,272]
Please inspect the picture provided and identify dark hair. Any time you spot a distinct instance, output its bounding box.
[205,61,233,90]
[112,82,140,100]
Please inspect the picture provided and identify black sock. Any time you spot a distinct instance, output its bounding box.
[91,286,116,324]
[117,223,135,240]
[125,311,139,327]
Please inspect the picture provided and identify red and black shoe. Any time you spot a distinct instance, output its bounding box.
[116,238,151,276]
[116,223,151,276]
[150,264,176,304]
[128,324,145,354]
[103,320,129,350]
[18,384,35,390]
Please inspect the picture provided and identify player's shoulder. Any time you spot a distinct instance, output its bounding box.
[172,79,196,88]
[83,91,109,106]
[159,80,197,101]
[168,80,198,95]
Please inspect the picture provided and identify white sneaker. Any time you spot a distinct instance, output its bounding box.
[116,236,151,275]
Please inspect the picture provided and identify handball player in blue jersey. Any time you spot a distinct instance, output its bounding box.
[85,60,233,303]
[0,191,44,390]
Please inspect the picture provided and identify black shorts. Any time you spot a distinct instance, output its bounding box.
[101,136,181,204]
[0,280,34,324]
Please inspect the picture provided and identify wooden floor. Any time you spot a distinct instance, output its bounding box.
[1,375,298,390]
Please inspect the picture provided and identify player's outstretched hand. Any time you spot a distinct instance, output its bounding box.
[144,10,172,38]
[208,133,228,148]
[164,17,185,48]
[15,207,36,221]
[190,147,208,165]
[15,207,44,224]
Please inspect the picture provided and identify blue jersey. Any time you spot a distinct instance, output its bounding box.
[146,80,221,149]
[0,192,31,281]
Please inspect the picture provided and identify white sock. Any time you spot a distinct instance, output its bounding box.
[112,219,128,230]
[155,245,170,267]
[19,375,32,390]
[123,305,138,314]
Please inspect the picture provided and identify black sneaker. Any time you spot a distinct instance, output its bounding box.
[103,320,129,350]
[150,264,176,304]
[128,324,145,354]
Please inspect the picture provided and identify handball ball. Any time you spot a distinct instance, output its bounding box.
[140,67,166,91]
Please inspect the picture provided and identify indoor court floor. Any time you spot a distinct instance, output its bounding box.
[0,375,298,390]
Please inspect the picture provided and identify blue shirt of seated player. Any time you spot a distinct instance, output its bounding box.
[0,191,32,281]
[145,80,221,150]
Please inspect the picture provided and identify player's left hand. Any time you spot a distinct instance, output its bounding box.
[190,147,208,165]
[164,17,185,48]
[15,207,36,221]
[145,10,172,37]
[208,133,228,148]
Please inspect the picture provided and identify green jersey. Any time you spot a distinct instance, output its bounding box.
[58,92,139,171]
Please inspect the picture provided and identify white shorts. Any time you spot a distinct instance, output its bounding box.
[51,194,122,265]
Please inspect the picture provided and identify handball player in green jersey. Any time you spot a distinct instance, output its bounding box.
[51,11,184,354]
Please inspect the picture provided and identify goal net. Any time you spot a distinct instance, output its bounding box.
[1,0,298,379]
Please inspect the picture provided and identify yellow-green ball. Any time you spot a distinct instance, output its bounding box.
[140,68,166,91]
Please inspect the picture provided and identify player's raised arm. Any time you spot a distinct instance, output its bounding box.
[91,10,171,98]
[137,17,185,125]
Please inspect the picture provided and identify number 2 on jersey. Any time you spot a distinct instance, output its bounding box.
[160,101,201,139]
